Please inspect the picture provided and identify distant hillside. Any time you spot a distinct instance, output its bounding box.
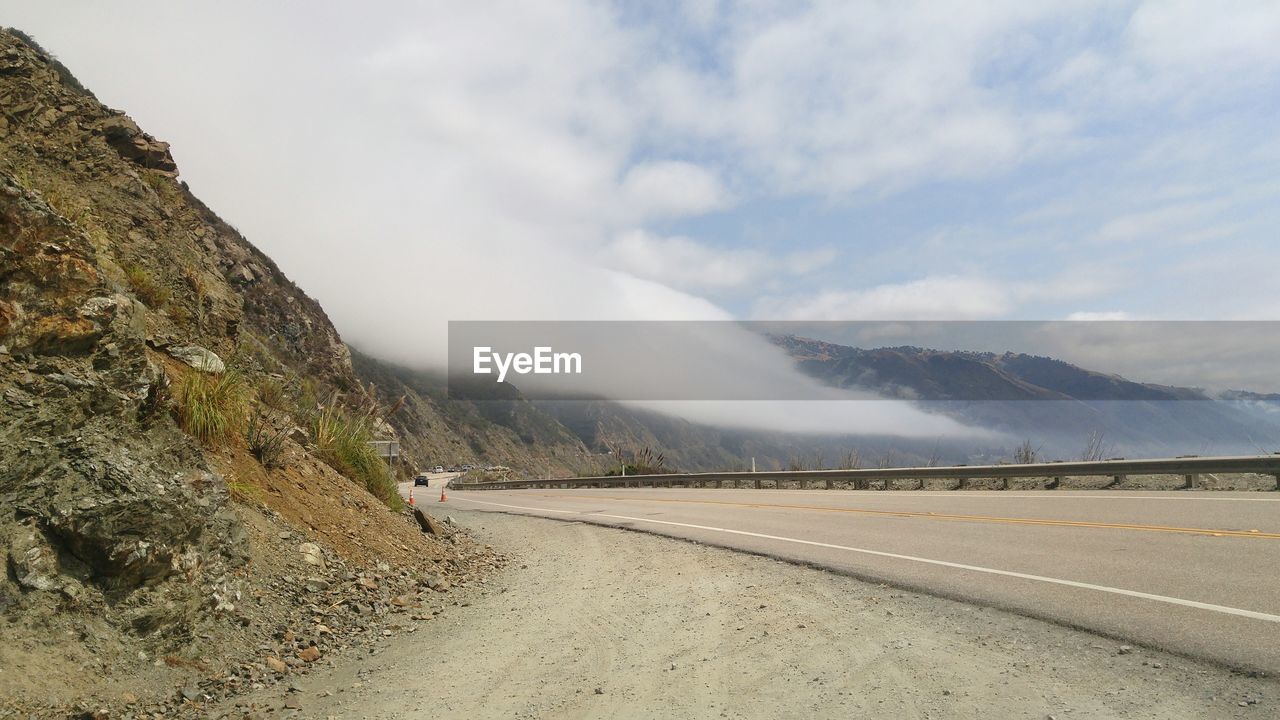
[350,349,595,475]
[772,335,1280,456]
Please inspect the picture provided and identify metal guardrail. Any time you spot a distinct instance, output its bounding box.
[453,454,1280,491]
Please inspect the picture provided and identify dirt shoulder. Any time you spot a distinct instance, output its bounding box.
[215,510,1275,719]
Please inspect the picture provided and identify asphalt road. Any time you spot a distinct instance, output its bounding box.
[442,487,1280,675]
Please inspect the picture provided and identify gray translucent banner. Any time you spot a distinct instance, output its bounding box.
[446,321,1280,402]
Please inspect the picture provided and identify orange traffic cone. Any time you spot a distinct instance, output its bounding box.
[439,486,447,503]
[408,488,415,506]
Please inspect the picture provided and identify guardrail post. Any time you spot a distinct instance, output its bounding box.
[825,478,833,490]
[799,478,807,490]
[1185,473,1198,489]
[754,478,761,490]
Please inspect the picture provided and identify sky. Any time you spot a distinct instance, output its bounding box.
[5,1,1280,423]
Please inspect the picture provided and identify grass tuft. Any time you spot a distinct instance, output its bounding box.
[246,410,288,469]
[175,369,249,447]
[310,404,401,509]
[125,263,170,308]
[226,477,264,504]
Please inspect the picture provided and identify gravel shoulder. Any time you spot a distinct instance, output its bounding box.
[216,509,1275,719]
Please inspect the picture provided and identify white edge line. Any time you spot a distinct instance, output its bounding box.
[782,491,1280,502]
[454,496,1280,624]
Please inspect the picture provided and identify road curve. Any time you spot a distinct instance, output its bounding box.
[442,487,1280,675]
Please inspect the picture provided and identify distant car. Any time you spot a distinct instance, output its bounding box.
[413,474,429,486]
[433,465,444,473]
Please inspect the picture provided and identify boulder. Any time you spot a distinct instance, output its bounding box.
[167,345,225,373]
[297,542,326,569]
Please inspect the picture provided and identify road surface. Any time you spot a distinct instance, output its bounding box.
[403,472,459,501]
[444,487,1280,674]
[220,510,1277,718]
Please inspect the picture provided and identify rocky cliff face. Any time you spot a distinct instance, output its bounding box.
[0,28,500,716]
[0,30,254,616]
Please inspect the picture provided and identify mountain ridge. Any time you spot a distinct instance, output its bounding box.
[768,333,1280,457]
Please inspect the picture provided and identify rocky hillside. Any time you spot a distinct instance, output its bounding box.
[0,28,501,717]
[350,349,597,476]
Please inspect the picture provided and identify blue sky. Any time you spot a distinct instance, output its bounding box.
[6,0,1280,363]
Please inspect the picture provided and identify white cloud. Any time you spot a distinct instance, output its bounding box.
[636,1,1079,195]
[1092,201,1220,244]
[619,161,730,220]
[602,230,836,294]
[1065,311,1134,321]
[753,276,1012,321]
[753,267,1125,321]
[1128,1,1280,74]
[603,231,765,291]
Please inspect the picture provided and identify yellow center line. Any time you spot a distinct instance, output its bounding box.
[527,493,1280,539]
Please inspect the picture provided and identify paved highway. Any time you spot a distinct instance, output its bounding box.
[442,487,1280,674]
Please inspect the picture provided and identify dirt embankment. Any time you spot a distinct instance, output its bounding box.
[0,489,501,719]
[215,510,1276,720]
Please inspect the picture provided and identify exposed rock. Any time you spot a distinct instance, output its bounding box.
[303,577,331,593]
[166,345,225,374]
[298,543,326,569]
[7,524,61,591]
[97,115,178,175]
[413,508,443,536]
